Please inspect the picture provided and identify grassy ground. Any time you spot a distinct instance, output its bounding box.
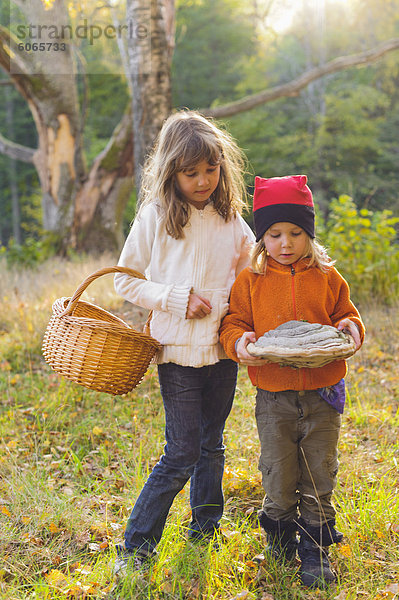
[0,256,398,599]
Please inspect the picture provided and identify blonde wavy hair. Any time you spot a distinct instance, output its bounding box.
[251,235,335,274]
[139,110,248,238]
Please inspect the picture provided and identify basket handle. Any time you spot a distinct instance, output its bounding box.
[59,266,146,317]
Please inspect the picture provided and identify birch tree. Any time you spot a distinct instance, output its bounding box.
[127,0,174,191]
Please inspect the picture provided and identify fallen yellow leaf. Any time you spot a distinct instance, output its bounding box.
[48,522,61,534]
[45,569,68,589]
[338,544,352,557]
[92,426,103,436]
[375,529,384,539]
[21,515,31,525]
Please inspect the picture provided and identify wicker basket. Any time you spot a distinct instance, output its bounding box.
[42,266,161,395]
[246,326,356,369]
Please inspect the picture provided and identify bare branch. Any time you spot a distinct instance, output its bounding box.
[0,131,35,163]
[202,38,399,118]
[73,106,133,237]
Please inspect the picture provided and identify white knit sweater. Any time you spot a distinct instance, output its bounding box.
[115,202,255,367]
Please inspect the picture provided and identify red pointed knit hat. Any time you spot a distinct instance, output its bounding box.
[253,175,315,241]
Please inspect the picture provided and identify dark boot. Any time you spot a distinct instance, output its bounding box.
[298,519,343,589]
[298,538,336,587]
[258,512,298,562]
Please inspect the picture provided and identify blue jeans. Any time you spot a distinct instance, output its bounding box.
[124,359,237,555]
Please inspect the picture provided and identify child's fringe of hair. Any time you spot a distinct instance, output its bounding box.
[251,236,335,274]
[138,110,249,239]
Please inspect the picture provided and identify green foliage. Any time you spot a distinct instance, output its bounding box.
[320,195,399,304]
[226,0,399,213]
[229,71,399,212]
[172,0,258,109]
[313,84,391,201]
[0,87,39,247]
[0,235,60,269]
[83,73,130,165]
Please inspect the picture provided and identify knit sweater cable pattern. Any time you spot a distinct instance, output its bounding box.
[115,202,255,367]
[219,257,365,391]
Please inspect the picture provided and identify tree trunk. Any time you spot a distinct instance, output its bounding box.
[1,0,134,253]
[5,86,21,244]
[71,110,134,253]
[9,1,85,232]
[127,0,174,195]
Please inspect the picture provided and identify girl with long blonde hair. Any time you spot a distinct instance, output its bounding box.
[113,110,254,574]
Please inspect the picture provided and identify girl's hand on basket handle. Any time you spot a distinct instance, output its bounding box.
[337,319,361,350]
[236,332,267,366]
[186,293,212,319]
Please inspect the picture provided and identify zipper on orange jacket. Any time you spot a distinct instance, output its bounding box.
[291,265,307,390]
[290,265,297,318]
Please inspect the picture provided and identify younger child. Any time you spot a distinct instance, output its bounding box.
[113,111,254,574]
[220,175,365,589]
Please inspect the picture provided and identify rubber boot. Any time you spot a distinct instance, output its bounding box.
[258,512,298,562]
[298,519,343,589]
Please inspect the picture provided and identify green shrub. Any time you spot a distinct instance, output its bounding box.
[319,195,399,304]
[0,235,59,269]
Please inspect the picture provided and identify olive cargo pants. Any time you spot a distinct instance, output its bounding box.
[255,389,341,526]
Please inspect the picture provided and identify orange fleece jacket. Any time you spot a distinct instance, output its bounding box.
[219,257,365,392]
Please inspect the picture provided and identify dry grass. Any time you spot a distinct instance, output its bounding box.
[0,256,398,599]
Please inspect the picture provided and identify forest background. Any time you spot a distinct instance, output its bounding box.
[1,0,399,283]
[0,1,399,599]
